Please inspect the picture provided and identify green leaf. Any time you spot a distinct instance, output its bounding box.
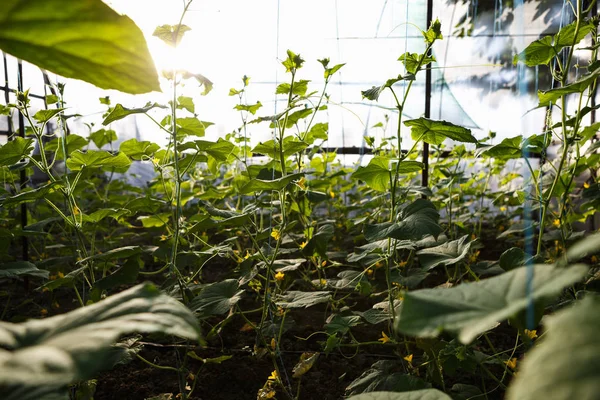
[89,129,117,149]
[365,199,441,242]
[66,150,131,172]
[45,134,89,160]
[499,247,526,271]
[180,71,213,96]
[395,264,588,343]
[102,103,165,125]
[506,296,600,400]
[252,137,309,158]
[92,256,140,292]
[0,283,200,399]
[189,279,244,318]
[239,172,304,194]
[563,231,600,265]
[0,137,34,166]
[347,391,451,400]
[423,18,443,44]
[416,235,472,271]
[346,361,432,396]
[476,136,522,159]
[234,101,262,115]
[119,138,160,160]
[32,108,65,123]
[326,314,362,335]
[514,20,595,67]
[302,224,334,258]
[177,96,195,113]
[191,139,235,162]
[176,117,213,138]
[82,246,141,263]
[152,24,191,47]
[275,291,331,309]
[324,63,345,79]
[1,181,64,207]
[276,79,310,96]
[398,53,435,74]
[351,156,391,192]
[538,69,600,106]
[282,49,305,72]
[307,122,328,141]
[292,352,320,378]
[0,0,160,94]
[0,261,49,280]
[138,213,170,228]
[405,118,476,145]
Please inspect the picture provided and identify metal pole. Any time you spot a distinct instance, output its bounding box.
[422,0,433,190]
[16,60,28,263]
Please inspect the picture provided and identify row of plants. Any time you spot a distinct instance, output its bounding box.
[0,0,599,399]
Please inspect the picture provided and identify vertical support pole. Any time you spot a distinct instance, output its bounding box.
[17,60,28,263]
[422,0,433,191]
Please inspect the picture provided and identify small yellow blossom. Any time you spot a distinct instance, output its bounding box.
[500,206,507,212]
[270,338,277,350]
[366,269,373,276]
[469,250,480,264]
[321,260,327,267]
[40,308,48,316]
[297,177,307,190]
[499,225,505,232]
[398,260,408,268]
[268,370,279,381]
[403,354,413,363]
[553,219,561,228]
[505,358,517,370]
[57,271,64,278]
[299,241,307,249]
[271,229,281,241]
[378,331,391,344]
[329,191,335,199]
[320,279,327,286]
[275,271,285,281]
[591,255,598,263]
[73,206,80,216]
[584,182,590,189]
[523,329,538,340]
[160,235,167,241]
[244,251,251,260]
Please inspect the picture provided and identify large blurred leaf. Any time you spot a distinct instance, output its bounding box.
[0,0,160,94]
[416,235,471,271]
[506,296,600,400]
[365,199,441,242]
[404,118,476,145]
[395,264,588,343]
[0,283,201,400]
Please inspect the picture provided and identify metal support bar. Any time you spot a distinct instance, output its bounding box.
[422,0,433,191]
[16,60,29,264]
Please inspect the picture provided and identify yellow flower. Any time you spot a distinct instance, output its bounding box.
[244,251,251,260]
[270,338,277,350]
[40,308,48,316]
[57,271,64,278]
[398,260,408,268]
[297,177,307,190]
[275,271,285,281]
[321,260,327,267]
[523,329,538,340]
[591,255,598,263]
[553,219,561,228]
[500,206,507,212]
[505,357,517,370]
[160,235,167,241]
[73,206,80,216]
[329,191,335,199]
[403,354,413,363]
[271,229,281,241]
[320,278,327,286]
[366,269,373,276]
[299,241,307,249]
[584,182,590,189]
[268,370,279,381]
[378,331,391,344]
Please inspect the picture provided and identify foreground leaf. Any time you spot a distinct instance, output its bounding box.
[0,283,201,399]
[0,0,160,94]
[347,389,451,400]
[405,118,476,145]
[396,264,588,343]
[506,296,600,400]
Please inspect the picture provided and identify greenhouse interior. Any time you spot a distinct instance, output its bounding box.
[0,0,599,399]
